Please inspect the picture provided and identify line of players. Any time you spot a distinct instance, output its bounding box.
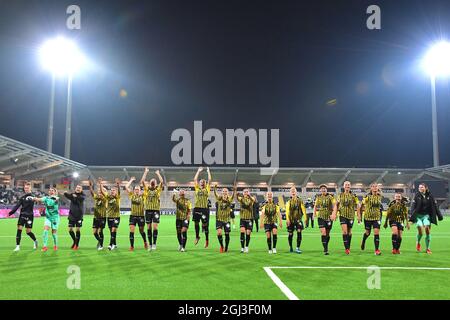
[7,167,443,255]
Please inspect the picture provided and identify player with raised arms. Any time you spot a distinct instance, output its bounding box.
[192,167,212,248]
[88,179,108,250]
[100,178,121,251]
[141,167,164,251]
[64,185,85,250]
[125,177,147,251]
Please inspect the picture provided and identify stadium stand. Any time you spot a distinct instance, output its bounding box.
[1,134,449,216]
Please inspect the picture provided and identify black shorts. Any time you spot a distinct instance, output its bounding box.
[264,223,278,233]
[17,214,34,228]
[108,217,121,229]
[318,218,333,230]
[92,217,106,229]
[193,208,210,223]
[129,215,145,227]
[389,221,404,231]
[364,219,381,231]
[240,219,254,231]
[287,220,304,232]
[68,217,83,228]
[176,219,190,229]
[216,221,231,233]
[145,210,161,224]
[339,217,354,229]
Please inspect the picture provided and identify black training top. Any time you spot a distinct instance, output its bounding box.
[9,193,35,216]
[64,192,85,220]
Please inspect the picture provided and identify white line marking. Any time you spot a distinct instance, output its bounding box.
[263,267,300,300]
[264,266,450,300]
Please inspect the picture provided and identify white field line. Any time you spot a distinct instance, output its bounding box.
[263,267,299,300]
[264,266,450,300]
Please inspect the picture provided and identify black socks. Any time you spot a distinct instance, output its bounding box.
[16,229,22,245]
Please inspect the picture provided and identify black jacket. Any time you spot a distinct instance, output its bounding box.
[409,191,443,225]
[64,192,85,220]
[9,193,35,216]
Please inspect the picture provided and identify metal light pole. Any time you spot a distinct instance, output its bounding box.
[430,76,439,167]
[64,74,73,159]
[46,73,56,153]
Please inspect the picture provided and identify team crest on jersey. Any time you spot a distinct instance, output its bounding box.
[26,196,33,201]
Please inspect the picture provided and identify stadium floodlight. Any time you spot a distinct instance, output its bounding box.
[38,36,86,159]
[72,172,79,179]
[423,41,450,78]
[39,37,86,76]
[422,41,450,167]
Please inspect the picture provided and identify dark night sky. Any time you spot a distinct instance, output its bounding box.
[0,0,449,168]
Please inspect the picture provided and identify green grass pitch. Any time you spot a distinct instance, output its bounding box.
[0,215,449,300]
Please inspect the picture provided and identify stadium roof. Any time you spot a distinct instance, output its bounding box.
[86,166,448,188]
[0,135,87,181]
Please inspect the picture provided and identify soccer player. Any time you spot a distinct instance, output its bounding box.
[333,181,359,255]
[8,182,38,251]
[32,187,60,252]
[214,184,236,253]
[88,179,107,250]
[304,198,314,228]
[384,193,410,254]
[236,188,257,253]
[100,178,121,251]
[172,189,192,252]
[314,185,336,255]
[409,183,443,254]
[358,183,383,255]
[253,200,260,232]
[192,167,212,248]
[125,177,147,251]
[141,167,164,251]
[260,192,283,254]
[285,187,306,253]
[64,185,85,250]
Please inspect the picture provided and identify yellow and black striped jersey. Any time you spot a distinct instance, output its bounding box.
[262,201,280,224]
[144,184,162,211]
[362,194,382,221]
[93,193,107,218]
[129,192,145,217]
[237,195,255,220]
[314,194,336,220]
[285,196,306,222]
[387,201,408,223]
[337,192,359,219]
[106,194,121,218]
[214,187,234,222]
[194,183,210,208]
[172,195,192,220]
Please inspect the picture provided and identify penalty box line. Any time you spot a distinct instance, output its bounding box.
[263,266,450,300]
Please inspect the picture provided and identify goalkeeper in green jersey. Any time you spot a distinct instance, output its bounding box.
[33,187,60,252]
